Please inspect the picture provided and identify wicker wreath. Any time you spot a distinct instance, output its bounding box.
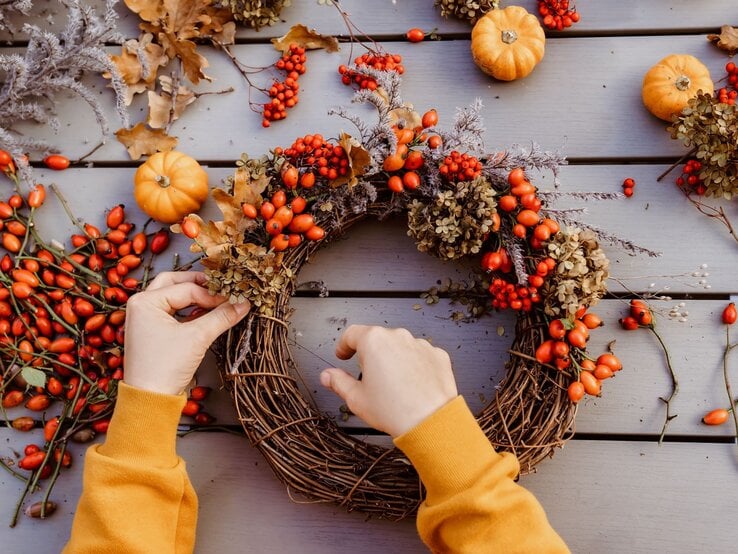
[211,207,577,519]
[182,72,616,519]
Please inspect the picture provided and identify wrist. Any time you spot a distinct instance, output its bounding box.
[123,372,184,396]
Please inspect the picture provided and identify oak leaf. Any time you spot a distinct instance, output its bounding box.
[707,25,738,55]
[146,76,197,129]
[168,35,212,84]
[210,167,270,236]
[107,35,168,104]
[115,123,178,160]
[124,0,165,23]
[271,24,339,54]
[163,0,209,40]
[330,133,371,188]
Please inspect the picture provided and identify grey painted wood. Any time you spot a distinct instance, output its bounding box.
[2,0,734,42]
[5,34,729,162]
[1,430,735,553]
[22,166,738,295]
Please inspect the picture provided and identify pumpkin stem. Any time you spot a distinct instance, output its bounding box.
[675,75,691,91]
[155,175,171,188]
[501,30,518,44]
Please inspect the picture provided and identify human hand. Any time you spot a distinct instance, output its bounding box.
[123,272,250,395]
[320,325,458,437]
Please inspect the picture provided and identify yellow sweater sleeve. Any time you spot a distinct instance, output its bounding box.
[394,396,569,554]
[63,382,197,554]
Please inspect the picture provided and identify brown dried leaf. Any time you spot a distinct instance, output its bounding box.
[331,133,371,188]
[271,24,340,54]
[210,167,269,236]
[163,0,209,40]
[146,76,197,129]
[707,25,738,55]
[115,123,178,160]
[124,0,165,22]
[169,37,211,84]
[107,35,169,105]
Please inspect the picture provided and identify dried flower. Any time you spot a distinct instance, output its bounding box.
[434,0,499,24]
[668,93,738,200]
[542,226,609,318]
[407,176,497,259]
[219,0,291,30]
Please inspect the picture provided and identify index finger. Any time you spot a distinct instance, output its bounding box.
[145,281,226,314]
[335,324,374,360]
[146,271,207,291]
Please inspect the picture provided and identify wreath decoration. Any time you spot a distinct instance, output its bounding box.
[174,68,625,518]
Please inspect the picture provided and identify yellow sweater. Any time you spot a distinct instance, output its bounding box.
[64,384,568,553]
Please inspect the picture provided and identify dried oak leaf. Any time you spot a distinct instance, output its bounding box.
[115,123,178,160]
[707,25,738,55]
[173,214,230,262]
[271,24,339,54]
[331,133,371,188]
[124,0,166,23]
[107,35,168,105]
[211,167,269,236]
[147,76,197,129]
[163,0,210,40]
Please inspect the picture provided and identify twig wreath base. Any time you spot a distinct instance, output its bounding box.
[213,204,576,520]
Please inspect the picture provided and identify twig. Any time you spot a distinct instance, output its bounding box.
[72,141,105,164]
[656,147,697,182]
[723,328,738,457]
[684,191,738,246]
[48,183,86,234]
[650,326,678,444]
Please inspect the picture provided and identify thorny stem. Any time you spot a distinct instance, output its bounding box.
[49,184,87,235]
[656,147,698,182]
[723,328,738,457]
[649,326,678,444]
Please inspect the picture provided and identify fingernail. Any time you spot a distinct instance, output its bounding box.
[319,370,332,388]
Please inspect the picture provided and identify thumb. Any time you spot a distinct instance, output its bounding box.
[189,299,251,342]
[320,368,361,404]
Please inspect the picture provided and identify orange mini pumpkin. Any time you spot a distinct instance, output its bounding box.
[642,54,713,121]
[133,151,209,223]
[470,6,546,81]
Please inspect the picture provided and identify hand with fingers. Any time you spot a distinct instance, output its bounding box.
[123,271,251,395]
[320,325,458,437]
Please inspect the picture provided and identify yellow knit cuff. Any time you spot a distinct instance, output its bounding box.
[98,381,186,467]
[393,396,519,505]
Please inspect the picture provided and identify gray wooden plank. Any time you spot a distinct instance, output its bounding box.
[2,0,734,42]
[21,161,738,296]
[1,429,735,553]
[5,34,729,161]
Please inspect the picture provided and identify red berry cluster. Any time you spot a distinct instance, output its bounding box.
[277,134,350,186]
[338,52,404,91]
[538,0,580,30]
[262,43,306,128]
[622,177,635,198]
[439,151,483,182]
[488,278,542,312]
[675,159,705,195]
[619,299,653,330]
[716,62,738,105]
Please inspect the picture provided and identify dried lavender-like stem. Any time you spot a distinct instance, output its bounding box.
[554,214,661,258]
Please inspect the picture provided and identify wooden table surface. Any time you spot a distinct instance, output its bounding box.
[2,1,738,552]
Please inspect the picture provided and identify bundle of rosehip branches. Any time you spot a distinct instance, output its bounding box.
[0,151,170,524]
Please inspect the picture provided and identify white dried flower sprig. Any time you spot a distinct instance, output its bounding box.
[0,0,32,34]
[0,0,128,182]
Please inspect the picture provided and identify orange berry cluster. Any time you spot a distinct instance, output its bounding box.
[241,189,325,252]
[538,0,580,30]
[675,159,705,195]
[262,43,306,128]
[536,308,621,403]
[622,177,635,198]
[382,110,442,193]
[499,169,560,250]
[717,62,738,105]
[438,151,483,182]
[338,52,405,91]
[276,134,350,187]
[619,299,653,330]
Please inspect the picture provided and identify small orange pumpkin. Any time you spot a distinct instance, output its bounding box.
[470,6,546,81]
[133,151,209,223]
[642,54,713,121]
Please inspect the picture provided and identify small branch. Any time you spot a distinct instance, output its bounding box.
[72,141,105,164]
[656,147,698,182]
[650,326,678,444]
[723,328,738,459]
[49,183,86,234]
[685,192,738,246]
